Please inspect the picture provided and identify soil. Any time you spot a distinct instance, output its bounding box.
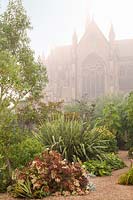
[0,151,133,200]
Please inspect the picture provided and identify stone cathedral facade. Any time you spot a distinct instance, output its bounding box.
[45,19,133,102]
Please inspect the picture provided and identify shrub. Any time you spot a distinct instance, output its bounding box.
[0,134,43,192]
[102,153,126,170]
[96,103,121,135]
[17,100,63,131]
[128,147,133,158]
[10,137,43,169]
[126,92,133,148]
[83,160,112,176]
[118,168,133,185]
[83,153,125,176]
[0,155,10,192]
[39,115,108,162]
[92,126,118,152]
[9,150,90,198]
[64,100,95,123]
[64,112,80,121]
[0,111,24,192]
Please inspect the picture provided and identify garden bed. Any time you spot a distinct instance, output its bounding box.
[0,151,133,200]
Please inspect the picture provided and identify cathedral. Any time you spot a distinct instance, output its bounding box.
[46,18,133,102]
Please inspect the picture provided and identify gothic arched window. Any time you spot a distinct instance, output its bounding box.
[82,53,106,99]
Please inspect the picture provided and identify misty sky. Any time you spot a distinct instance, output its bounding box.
[1,0,133,58]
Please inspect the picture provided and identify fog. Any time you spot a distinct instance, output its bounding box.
[1,0,133,102]
[44,0,133,102]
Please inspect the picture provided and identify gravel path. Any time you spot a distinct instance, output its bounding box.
[0,151,133,200]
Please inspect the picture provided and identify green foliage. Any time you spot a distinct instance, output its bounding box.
[0,0,31,53]
[0,110,20,169]
[84,153,125,177]
[126,92,133,148]
[16,99,63,131]
[0,107,22,191]
[118,168,133,185]
[97,103,121,135]
[9,137,43,169]
[0,0,48,191]
[128,147,133,159]
[0,50,21,106]
[9,150,90,198]
[0,0,48,101]
[95,94,131,150]
[64,112,80,121]
[39,115,108,162]
[92,126,118,152]
[115,99,128,149]
[64,94,131,150]
[0,155,11,192]
[94,94,124,119]
[83,160,112,176]
[64,99,95,124]
[0,122,43,191]
[102,153,126,170]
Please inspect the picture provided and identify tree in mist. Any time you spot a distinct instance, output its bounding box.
[0,0,47,187]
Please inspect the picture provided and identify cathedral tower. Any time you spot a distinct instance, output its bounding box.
[109,24,115,44]
[108,24,119,93]
[72,31,78,99]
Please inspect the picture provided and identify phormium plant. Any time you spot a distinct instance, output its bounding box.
[39,115,108,162]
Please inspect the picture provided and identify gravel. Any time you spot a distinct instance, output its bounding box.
[0,151,133,200]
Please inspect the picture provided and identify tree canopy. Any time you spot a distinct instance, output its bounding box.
[0,0,48,188]
[0,0,48,107]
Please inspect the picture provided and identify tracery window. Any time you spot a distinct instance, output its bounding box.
[119,64,133,92]
[82,53,105,98]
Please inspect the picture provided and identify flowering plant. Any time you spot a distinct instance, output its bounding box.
[8,150,90,198]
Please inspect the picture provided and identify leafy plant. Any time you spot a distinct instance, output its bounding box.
[102,153,126,170]
[83,160,112,176]
[97,103,121,135]
[118,168,133,185]
[64,99,95,122]
[92,126,118,152]
[0,127,43,192]
[16,99,63,131]
[83,153,125,176]
[9,137,43,169]
[0,0,48,99]
[39,115,108,162]
[94,95,129,150]
[126,92,133,148]
[64,112,80,121]
[0,156,10,192]
[9,150,90,198]
[0,0,48,191]
[128,147,133,159]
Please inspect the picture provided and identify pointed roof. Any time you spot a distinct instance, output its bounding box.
[79,19,108,46]
[77,19,109,64]
[85,15,91,31]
